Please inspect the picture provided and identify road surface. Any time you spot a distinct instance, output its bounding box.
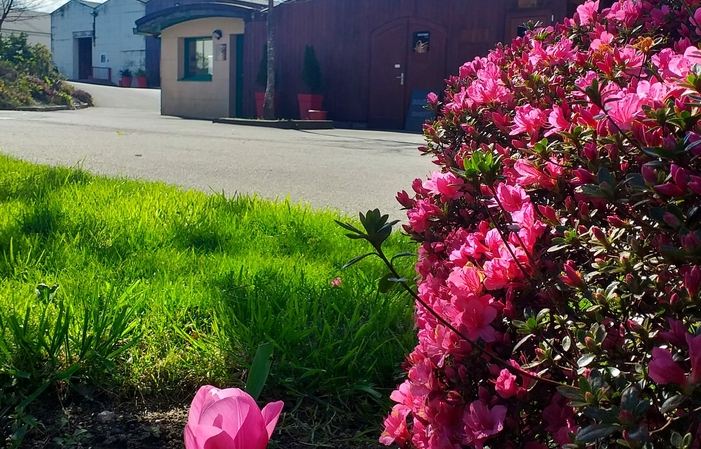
[0,83,433,219]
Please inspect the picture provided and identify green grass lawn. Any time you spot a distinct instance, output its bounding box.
[0,155,416,443]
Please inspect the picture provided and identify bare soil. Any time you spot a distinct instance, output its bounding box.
[13,397,386,449]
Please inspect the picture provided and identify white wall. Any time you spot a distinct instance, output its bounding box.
[51,0,146,84]
[51,1,95,80]
[1,12,51,48]
[94,0,146,85]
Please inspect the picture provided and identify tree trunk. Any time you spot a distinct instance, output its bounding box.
[262,0,275,120]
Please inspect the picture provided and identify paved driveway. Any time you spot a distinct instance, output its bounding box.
[0,85,432,219]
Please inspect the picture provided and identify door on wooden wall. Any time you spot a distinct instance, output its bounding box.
[369,19,446,130]
[77,38,93,80]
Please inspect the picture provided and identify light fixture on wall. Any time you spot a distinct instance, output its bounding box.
[212,29,223,40]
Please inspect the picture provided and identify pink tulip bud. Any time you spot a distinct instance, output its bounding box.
[185,386,284,449]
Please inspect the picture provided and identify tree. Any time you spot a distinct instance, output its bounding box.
[262,0,275,120]
[0,0,43,34]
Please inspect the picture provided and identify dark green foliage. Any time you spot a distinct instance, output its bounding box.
[0,34,92,109]
[301,45,323,94]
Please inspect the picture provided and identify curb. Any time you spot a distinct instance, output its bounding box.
[213,117,334,130]
[14,103,91,112]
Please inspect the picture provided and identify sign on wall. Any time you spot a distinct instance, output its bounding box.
[405,89,436,132]
[412,31,430,53]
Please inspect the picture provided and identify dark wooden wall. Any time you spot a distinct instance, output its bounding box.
[241,0,567,122]
[143,0,568,122]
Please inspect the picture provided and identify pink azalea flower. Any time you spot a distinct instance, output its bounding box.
[456,294,498,343]
[380,404,411,446]
[648,347,686,386]
[495,183,529,213]
[687,333,701,385]
[495,369,518,398]
[606,93,643,131]
[545,104,570,136]
[448,265,483,297]
[659,319,689,349]
[575,0,599,26]
[407,199,442,233]
[683,266,701,299]
[462,401,507,449]
[423,171,464,200]
[184,386,284,449]
[510,104,547,141]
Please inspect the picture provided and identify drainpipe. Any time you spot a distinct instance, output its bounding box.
[91,10,98,46]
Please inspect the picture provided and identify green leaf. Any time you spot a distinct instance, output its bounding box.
[334,220,364,236]
[562,336,571,351]
[390,252,416,263]
[353,384,382,399]
[342,252,376,269]
[378,272,396,294]
[576,423,620,443]
[661,395,686,414]
[556,385,580,399]
[577,353,596,368]
[246,342,273,400]
[583,406,612,421]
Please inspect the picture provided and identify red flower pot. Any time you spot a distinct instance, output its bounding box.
[120,77,132,87]
[136,76,148,88]
[255,92,280,118]
[308,110,328,121]
[297,94,323,120]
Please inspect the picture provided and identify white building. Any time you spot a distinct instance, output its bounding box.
[1,11,51,48]
[51,0,146,85]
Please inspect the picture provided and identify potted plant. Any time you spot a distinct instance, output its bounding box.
[135,68,148,88]
[119,68,132,87]
[298,45,324,120]
[254,45,279,118]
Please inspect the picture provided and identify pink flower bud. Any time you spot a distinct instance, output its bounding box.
[607,215,627,228]
[591,226,607,244]
[560,262,584,288]
[655,182,686,197]
[671,164,688,190]
[538,205,558,223]
[663,212,681,228]
[683,266,701,299]
[426,92,438,106]
[689,175,701,195]
[641,165,657,184]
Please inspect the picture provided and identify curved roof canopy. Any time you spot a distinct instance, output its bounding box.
[135,2,263,36]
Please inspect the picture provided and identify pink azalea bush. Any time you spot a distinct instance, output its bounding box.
[184,385,283,449]
[376,0,701,447]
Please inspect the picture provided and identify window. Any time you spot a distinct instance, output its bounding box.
[183,37,214,81]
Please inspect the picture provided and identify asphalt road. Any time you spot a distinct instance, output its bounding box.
[0,84,432,219]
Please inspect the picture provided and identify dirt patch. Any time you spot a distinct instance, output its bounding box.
[13,397,386,449]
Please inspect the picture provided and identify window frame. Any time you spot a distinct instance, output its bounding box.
[181,36,214,82]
